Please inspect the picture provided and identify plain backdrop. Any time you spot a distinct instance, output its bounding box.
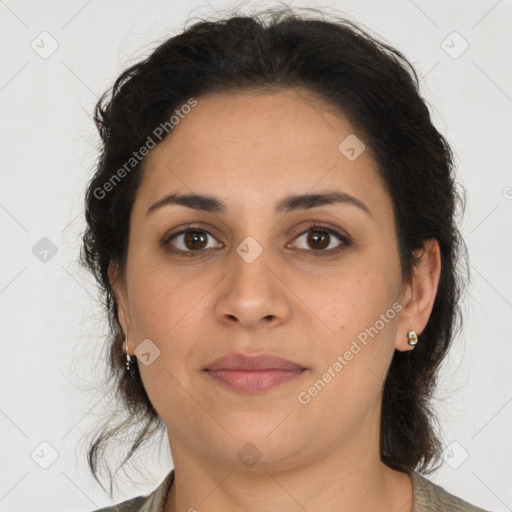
[1,0,511,510]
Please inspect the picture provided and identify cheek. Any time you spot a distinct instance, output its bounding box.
[127,259,209,338]
[296,271,398,422]
[305,261,400,392]
[126,264,217,389]
[314,269,397,338]
[130,269,202,409]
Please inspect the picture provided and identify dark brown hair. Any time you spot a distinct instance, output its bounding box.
[81,4,468,496]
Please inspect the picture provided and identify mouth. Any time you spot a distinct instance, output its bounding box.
[204,352,306,371]
[203,368,307,394]
[203,352,308,394]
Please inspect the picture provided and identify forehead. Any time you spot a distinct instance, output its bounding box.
[134,88,388,218]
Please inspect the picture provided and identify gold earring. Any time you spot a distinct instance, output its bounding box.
[407,330,418,349]
[123,338,133,372]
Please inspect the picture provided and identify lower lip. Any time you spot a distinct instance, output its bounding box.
[204,369,305,394]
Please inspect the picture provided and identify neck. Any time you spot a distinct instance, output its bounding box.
[162,437,413,512]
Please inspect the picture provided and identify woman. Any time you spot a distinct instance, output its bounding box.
[82,5,491,512]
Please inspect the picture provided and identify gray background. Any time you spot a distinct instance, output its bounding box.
[0,0,511,510]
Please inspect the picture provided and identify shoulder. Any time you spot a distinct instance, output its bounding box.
[90,495,147,512]
[89,469,175,512]
[411,471,494,512]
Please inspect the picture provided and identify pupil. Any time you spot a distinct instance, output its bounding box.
[308,230,329,250]
[185,231,206,250]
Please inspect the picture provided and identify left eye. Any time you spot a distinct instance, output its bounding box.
[290,225,350,253]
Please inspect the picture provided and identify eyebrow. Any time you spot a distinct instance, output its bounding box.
[146,190,372,218]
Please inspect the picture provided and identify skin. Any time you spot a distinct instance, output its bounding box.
[109,87,441,512]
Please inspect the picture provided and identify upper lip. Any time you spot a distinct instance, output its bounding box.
[204,353,306,371]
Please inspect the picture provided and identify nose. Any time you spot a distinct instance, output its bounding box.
[214,248,292,330]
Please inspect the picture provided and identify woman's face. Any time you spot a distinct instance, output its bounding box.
[110,88,438,473]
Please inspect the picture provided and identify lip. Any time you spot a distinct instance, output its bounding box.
[204,352,306,371]
[203,353,307,394]
[205,369,306,394]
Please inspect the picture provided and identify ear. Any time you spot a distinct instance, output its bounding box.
[395,239,441,351]
[108,261,132,339]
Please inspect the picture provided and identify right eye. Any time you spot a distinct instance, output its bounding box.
[163,225,223,257]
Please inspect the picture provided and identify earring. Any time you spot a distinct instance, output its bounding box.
[123,338,133,372]
[407,330,418,350]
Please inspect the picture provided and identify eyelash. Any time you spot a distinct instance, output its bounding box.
[162,222,351,258]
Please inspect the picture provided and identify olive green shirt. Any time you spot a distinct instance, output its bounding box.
[92,469,492,511]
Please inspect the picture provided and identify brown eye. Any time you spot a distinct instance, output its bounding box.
[307,230,330,250]
[163,223,350,258]
[291,224,350,254]
[183,231,208,250]
[165,227,223,256]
